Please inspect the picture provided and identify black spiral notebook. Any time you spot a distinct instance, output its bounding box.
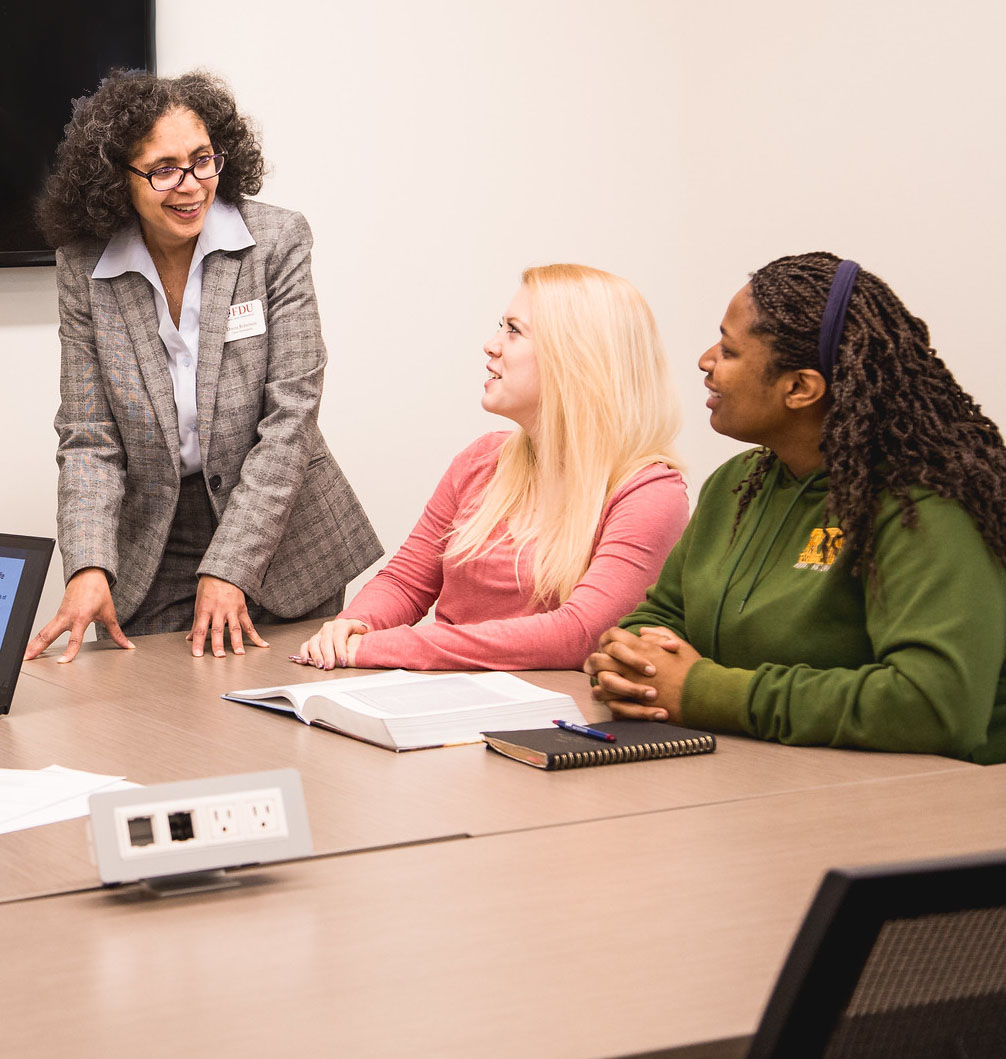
[481,720,716,770]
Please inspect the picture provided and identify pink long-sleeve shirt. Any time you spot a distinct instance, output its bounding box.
[344,432,689,670]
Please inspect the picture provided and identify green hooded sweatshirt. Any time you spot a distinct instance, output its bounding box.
[621,450,1006,763]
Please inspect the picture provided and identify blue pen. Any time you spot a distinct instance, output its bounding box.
[552,719,617,743]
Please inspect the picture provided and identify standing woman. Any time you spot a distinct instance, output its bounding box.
[25,70,381,662]
[297,264,690,671]
[587,252,1006,763]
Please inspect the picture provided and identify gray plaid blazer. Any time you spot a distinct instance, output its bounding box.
[54,200,382,623]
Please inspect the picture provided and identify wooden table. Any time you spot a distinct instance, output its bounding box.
[2,620,976,902]
[3,765,1004,1058]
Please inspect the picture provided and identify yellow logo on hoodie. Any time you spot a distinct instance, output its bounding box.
[795,528,844,571]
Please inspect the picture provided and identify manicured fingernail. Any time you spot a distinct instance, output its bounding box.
[315,661,324,669]
[214,649,225,657]
[338,655,347,668]
[235,647,245,655]
[127,641,137,649]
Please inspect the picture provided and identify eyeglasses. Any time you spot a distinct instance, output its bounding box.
[126,152,226,192]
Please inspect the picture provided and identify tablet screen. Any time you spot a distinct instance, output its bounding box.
[0,534,55,715]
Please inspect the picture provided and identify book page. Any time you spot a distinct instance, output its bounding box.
[225,670,423,711]
[340,675,512,717]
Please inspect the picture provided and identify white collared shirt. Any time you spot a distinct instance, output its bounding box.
[92,200,255,476]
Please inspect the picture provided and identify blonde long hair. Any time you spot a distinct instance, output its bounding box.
[447,263,683,603]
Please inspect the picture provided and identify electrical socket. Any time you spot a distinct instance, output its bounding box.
[247,797,280,833]
[89,769,312,886]
[208,804,238,839]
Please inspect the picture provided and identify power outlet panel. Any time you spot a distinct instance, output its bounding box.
[89,769,312,885]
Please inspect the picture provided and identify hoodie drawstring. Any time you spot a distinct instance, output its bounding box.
[710,466,817,658]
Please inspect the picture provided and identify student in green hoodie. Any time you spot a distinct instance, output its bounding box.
[585,252,1006,763]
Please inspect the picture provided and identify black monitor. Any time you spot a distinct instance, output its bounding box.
[0,1,156,267]
[0,534,55,715]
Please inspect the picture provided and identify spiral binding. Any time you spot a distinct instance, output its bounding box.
[550,733,716,770]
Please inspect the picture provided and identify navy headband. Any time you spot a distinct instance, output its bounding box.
[818,259,860,383]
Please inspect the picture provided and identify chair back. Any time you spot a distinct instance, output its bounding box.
[747,848,1006,1058]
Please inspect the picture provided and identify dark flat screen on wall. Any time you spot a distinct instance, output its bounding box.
[0,2,156,267]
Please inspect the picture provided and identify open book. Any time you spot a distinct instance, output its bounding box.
[222,669,586,752]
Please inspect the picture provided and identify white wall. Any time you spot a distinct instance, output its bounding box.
[5,0,1004,642]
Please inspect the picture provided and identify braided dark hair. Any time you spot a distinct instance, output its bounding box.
[736,251,1006,576]
[36,69,265,247]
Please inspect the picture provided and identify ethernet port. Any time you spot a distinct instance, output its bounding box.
[127,815,155,847]
[168,810,196,842]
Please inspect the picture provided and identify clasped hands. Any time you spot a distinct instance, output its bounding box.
[583,626,701,723]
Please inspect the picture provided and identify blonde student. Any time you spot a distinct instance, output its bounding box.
[296,263,689,671]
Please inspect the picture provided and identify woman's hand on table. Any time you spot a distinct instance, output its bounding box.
[187,575,269,657]
[294,618,370,669]
[23,567,134,663]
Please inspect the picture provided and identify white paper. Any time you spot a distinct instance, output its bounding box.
[0,765,139,834]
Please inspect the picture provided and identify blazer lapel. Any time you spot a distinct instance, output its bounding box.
[111,272,180,474]
[196,251,242,460]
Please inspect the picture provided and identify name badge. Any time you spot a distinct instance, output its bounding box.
[225,299,266,342]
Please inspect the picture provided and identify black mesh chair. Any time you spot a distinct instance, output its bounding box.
[747,849,1006,1058]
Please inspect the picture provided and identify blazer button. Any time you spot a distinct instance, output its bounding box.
[208,474,222,492]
